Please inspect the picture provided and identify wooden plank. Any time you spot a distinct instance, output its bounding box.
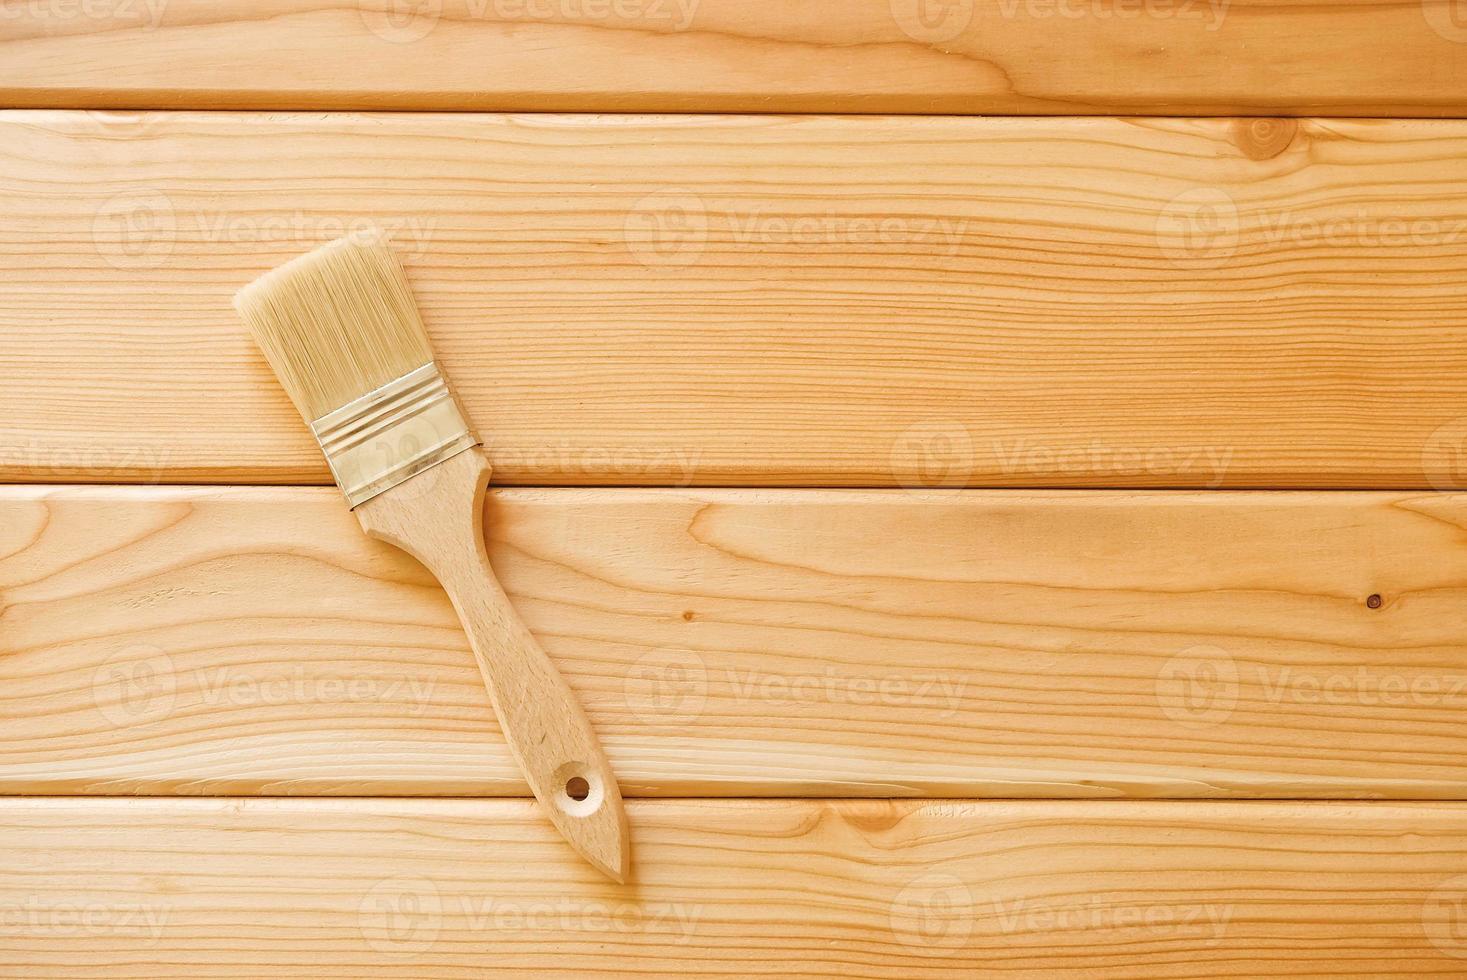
[5,484,1467,798]
[4,112,1467,488]
[2,797,1465,977]
[1,0,1465,115]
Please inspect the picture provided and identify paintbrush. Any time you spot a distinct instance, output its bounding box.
[234,229,629,882]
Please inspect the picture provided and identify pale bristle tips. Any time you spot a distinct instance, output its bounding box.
[234,230,435,422]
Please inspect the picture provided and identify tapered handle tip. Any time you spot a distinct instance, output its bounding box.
[547,761,631,883]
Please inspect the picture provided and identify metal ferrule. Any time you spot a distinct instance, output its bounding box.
[310,361,478,509]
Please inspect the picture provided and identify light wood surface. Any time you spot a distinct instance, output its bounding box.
[5,484,1467,798]
[6,111,1467,488]
[7,9,1462,977]
[356,448,628,881]
[2,797,1465,977]
[2,0,1465,115]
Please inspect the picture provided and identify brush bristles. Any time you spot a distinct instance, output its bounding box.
[234,230,434,422]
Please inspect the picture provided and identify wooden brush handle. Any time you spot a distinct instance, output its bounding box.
[355,447,629,883]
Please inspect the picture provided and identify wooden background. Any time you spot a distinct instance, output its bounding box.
[3,4,1467,976]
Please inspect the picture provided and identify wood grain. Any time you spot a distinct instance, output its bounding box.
[2,0,1465,115]
[5,484,1467,798]
[5,111,1467,488]
[2,797,1465,977]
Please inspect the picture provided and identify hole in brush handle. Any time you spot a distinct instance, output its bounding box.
[553,762,606,818]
